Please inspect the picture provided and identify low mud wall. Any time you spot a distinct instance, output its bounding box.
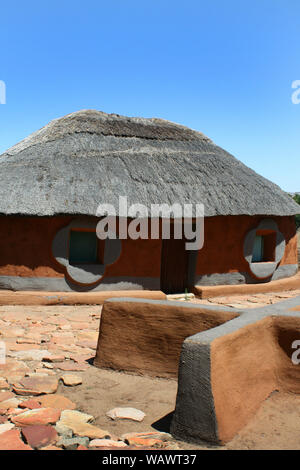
[210,316,277,443]
[194,272,300,298]
[0,289,166,306]
[94,298,239,378]
[212,315,300,442]
[273,316,300,394]
[171,300,300,445]
[93,296,300,444]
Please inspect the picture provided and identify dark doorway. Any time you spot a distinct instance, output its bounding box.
[160,233,189,294]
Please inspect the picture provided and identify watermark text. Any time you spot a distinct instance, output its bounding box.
[0,80,6,104]
[0,341,6,365]
[292,340,300,365]
[96,196,204,250]
[291,80,300,104]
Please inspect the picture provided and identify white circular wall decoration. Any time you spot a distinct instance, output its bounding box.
[52,218,121,285]
[243,219,285,280]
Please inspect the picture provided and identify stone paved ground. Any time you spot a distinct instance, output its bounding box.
[1,297,300,450]
[191,289,300,309]
[0,305,185,450]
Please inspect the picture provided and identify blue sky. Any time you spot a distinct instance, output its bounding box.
[0,0,299,191]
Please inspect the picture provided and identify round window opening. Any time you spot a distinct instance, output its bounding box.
[243,219,285,280]
[52,219,121,286]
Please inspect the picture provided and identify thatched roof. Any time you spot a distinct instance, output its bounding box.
[0,109,298,217]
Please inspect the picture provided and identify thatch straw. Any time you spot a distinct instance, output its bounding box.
[0,110,298,217]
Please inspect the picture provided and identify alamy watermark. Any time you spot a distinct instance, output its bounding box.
[0,80,6,104]
[0,341,5,365]
[96,196,204,250]
[291,80,300,104]
[292,340,300,365]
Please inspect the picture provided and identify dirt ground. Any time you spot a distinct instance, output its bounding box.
[60,366,300,450]
[226,391,300,450]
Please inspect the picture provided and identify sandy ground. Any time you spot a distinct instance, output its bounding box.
[57,368,184,446]
[60,366,300,450]
[226,391,300,450]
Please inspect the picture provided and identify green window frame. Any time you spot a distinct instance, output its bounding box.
[252,235,264,263]
[69,230,98,264]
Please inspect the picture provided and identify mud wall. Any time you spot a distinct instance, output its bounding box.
[210,315,300,442]
[0,216,162,280]
[211,316,277,443]
[94,299,239,378]
[195,215,297,276]
[172,310,300,445]
[0,215,296,289]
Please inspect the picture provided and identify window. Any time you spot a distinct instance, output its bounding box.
[252,232,276,263]
[252,235,264,262]
[69,230,98,264]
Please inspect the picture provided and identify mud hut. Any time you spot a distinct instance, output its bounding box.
[0,110,298,293]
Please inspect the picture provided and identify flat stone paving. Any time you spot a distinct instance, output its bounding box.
[0,305,182,450]
[192,289,300,309]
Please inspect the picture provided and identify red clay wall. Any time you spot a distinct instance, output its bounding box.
[211,315,300,443]
[195,215,297,276]
[0,216,71,278]
[0,216,162,279]
[211,317,277,443]
[0,215,296,282]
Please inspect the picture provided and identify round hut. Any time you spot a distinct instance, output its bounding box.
[0,110,298,293]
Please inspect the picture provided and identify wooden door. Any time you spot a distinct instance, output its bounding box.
[160,235,189,294]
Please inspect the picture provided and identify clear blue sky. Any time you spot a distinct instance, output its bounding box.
[0,0,299,191]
